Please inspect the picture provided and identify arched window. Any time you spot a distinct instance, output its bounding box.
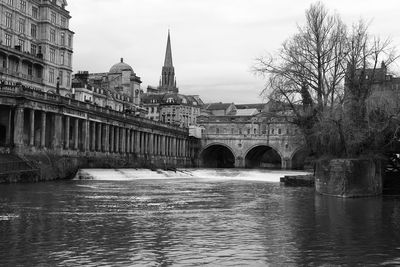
[216,128,220,134]
[278,128,281,134]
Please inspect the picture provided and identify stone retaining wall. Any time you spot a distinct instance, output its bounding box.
[315,158,383,197]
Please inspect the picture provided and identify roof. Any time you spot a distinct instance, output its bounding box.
[109,58,134,74]
[203,102,234,111]
[236,103,266,110]
[235,108,259,116]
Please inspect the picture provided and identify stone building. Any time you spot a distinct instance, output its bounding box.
[72,58,145,115]
[0,0,74,95]
[142,31,203,127]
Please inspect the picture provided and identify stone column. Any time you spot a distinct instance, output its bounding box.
[97,123,102,152]
[74,118,79,150]
[115,127,120,153]
[103,124,109,152]
[52,114,62,150]
[40,111,46,148]
[131,130,135,153]
[82,120,88,151]
[64,116,70,150]
[172,137,177,157]
[161,135,166,156]
[6,109,12,145]
[91,122,95,151]
[13,107,24,148]
[135,131,140,154]
[122,128,126,153]
[156,135,160,155]
[126,129,131,154]
[29,109,35,146]
[110,125,115,153]
[149,133,154,156]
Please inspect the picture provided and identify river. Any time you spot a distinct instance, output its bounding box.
[0,169,400,266]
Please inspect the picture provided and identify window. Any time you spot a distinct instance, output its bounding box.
[7,0,13,6]
[59,70,63,85]
[18,18,25,33]
[30,44,37,55]
[216,128,219,134]
[60,52,64,65]
[31,24,37,38]
[61,17,66,27]
[50,28,56,43]
[18,39,25,50]
[67,53,72,67]
[32,6,38,19]
[254,128,257,134]
[20,0,26,12]
[247,128,250,135]
[49,68,55,83]
[68,35,72,47]
[5,34,12,47]
[5,12,12,28]
[278,128,281,135]
[60,32,65,45]
[49,48,55,62]
[28,64,32,76]
[51,12,56,24]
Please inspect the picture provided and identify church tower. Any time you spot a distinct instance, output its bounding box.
[159,30,178,93]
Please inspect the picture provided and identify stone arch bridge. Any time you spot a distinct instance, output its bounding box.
[199,133,307,170]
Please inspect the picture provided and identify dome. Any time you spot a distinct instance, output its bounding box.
[109,58,134,74]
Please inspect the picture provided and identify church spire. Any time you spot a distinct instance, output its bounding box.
[159,30,178,93]
[164,30,173,67]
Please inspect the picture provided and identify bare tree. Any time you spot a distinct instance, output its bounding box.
[255,2,398,158]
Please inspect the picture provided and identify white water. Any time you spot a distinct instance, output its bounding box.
[75,168,312,182]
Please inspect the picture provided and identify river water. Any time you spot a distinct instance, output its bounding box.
[1,169,400,266]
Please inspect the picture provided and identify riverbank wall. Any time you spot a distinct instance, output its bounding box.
[315,158,383,197]
[0,151,194,183]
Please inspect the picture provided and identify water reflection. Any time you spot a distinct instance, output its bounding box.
[0,172,400,266]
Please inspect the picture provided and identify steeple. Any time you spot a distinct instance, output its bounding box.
[159,30,178,93]
[164,30,173,67]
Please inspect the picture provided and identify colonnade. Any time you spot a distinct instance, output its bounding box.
[6,106,195,159]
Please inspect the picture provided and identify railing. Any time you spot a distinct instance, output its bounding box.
[0,67,44,84]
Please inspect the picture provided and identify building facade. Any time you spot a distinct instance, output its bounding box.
[0,0,74,94]
[142,31,203,128]
[72,58,145,115]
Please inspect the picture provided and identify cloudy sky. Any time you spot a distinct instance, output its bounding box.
[68,0,400,104]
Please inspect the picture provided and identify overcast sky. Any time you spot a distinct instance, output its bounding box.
[68,0,400,104]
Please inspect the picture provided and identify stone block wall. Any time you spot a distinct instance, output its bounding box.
[315,158,383,197]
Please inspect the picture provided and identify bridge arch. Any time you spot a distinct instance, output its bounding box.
[200,143,236,168]
[244,144,283,169]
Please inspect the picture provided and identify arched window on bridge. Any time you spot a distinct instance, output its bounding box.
[254,128,257,135]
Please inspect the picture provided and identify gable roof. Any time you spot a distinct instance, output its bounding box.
[203,102,234,111]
